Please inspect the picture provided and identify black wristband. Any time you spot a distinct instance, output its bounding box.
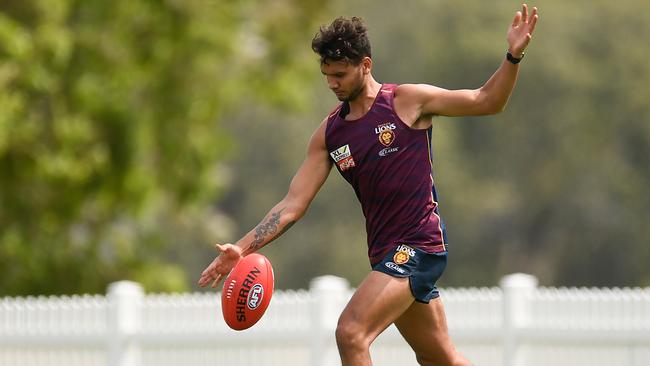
[506,51,524,64]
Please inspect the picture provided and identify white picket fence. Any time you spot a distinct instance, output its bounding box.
[1,273,650,366]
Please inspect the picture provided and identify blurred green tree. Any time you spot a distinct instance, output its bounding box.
[0,0,329,295]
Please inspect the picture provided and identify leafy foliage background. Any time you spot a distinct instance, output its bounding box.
[1,0,648,294]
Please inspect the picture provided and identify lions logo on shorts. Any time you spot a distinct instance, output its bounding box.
[393,251,409,265]
[393,244,415,265]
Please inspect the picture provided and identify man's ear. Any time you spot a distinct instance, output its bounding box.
[362,57,372,75]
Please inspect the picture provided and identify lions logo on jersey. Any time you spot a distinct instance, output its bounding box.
[375,123,396,147]
[379,130,395,147]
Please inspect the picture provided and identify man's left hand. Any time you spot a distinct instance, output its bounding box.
[507,4,539,58]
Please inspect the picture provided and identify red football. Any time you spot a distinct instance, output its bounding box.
[221,253,274,330]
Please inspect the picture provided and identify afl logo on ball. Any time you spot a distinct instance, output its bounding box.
[247,284,264,310]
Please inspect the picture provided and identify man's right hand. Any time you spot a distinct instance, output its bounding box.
[198,244,244,288]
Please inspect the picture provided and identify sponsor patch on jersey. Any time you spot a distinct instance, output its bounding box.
[329,144,356,171]
[329,144,351,162]
[375,123,396,147]
[379,147,399,157]
[337,156,356,171]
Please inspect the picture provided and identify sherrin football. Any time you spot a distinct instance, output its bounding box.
[221,253,274,330]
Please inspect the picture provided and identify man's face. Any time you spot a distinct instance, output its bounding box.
[320,59,366,102]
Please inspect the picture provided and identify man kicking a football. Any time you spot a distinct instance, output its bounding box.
[199,4,538,365]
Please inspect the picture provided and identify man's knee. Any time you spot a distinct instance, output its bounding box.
[335,320,370,352]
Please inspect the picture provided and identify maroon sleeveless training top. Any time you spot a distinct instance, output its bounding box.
[325,84,448,266]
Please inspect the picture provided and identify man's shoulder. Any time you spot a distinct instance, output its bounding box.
[394,83,444,105]
[395,83,436,94]
[326,103,344,120]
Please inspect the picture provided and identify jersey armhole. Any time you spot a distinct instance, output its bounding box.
[324,103,343,152]
[391,84,434,132]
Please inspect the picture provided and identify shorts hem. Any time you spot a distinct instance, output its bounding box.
[371,268,410,279]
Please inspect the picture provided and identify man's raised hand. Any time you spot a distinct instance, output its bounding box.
[508,4,539,57]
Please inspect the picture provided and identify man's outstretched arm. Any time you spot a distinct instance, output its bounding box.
[397,4,539,118]
[198,119,332,287]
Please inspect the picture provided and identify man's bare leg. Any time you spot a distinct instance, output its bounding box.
[335,271,414,366]
[394,297,472,365]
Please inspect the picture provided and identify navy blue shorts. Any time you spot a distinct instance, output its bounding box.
[372,244,448,303]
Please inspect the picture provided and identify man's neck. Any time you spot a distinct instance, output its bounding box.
[345,78,381,120]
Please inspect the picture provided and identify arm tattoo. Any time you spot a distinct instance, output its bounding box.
[251,208,287,249]
[269,221,295,243]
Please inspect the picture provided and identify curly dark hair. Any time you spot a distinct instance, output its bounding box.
[311,17,371,65]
